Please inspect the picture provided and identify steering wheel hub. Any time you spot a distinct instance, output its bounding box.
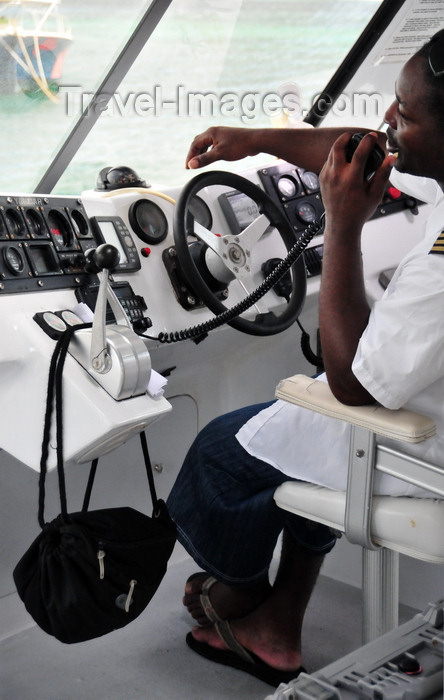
[226,241,247,268]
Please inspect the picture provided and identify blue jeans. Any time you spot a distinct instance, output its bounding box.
[167,402,337,586]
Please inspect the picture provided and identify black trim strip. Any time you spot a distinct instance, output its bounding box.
[305,0,406,126]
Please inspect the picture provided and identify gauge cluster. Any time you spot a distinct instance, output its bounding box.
[0,195,97,294]
[258,162,323,232]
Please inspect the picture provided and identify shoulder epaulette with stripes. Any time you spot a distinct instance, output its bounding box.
[429,230,444,255]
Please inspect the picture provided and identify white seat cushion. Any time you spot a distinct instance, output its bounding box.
[274,482,444,563]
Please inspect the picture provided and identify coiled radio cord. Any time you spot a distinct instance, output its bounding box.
[142,213,325,344]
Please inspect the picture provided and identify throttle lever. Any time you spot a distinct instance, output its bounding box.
[69,244,152,400]
[87,244,127,373]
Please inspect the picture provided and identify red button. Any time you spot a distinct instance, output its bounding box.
[141,247,151,258]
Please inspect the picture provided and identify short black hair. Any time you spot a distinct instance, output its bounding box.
[415,30,444,125]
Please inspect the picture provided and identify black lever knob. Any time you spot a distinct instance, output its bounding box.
[84,244,120,273]
[94,243,120,270]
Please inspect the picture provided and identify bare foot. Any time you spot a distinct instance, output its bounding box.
[189,606,302,674]
[183,572,271,626]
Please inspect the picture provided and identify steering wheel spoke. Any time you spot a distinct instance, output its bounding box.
[193,220,225,256]
[237,212,270,251]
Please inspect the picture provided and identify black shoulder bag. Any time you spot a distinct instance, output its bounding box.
[13,325,176,644]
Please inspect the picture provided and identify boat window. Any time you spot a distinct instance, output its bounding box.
[0,0,148,193]
[0,0,384,195]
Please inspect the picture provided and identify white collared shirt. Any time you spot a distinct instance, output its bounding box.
[236,172,444,497]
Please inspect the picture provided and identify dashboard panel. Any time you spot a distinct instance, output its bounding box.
[0,158,430,472]
[79,160,423,339]
[0,160,424,338]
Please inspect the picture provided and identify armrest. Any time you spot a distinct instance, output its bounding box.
[275,374,436,443]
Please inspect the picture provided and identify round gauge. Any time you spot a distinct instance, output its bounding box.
[4,209,27,238]
[189,195,213,230]
[301,171,319,191]
[70,209,89,237]
[3,245,25,275]
[25,209,47,238]
[128,199,168,244]
[296,201,317,223]
[277,175,299,199]
[47,210,74,248]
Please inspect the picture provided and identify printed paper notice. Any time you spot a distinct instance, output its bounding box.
[375,0,444,65]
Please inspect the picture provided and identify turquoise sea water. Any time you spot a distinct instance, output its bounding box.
[0,0,382,195]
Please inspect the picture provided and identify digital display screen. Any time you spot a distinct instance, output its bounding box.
[225,192,259,231]
[97,220,128,264]
[27,244,59,275]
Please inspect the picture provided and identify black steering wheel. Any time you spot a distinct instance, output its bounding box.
[173,171,306,336]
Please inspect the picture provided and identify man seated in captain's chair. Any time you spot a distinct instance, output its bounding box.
[166,31,444,686]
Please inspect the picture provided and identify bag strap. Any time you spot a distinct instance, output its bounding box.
[38,331,64,526]
[139,429,161,514]
[81,432,159,513]
[81,457,99,512]
[38,324,92,528]
[38,324,160,526]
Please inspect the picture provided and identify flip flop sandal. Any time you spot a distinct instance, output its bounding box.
[186,620,305,687]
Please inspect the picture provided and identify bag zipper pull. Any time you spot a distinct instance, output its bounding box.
[125,580,137,612]
[97,548,105,579]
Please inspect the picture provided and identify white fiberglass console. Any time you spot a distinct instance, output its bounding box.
[0,161,426,472]
[0,194,171,471]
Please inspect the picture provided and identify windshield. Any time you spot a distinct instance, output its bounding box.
[0,0,383,195]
